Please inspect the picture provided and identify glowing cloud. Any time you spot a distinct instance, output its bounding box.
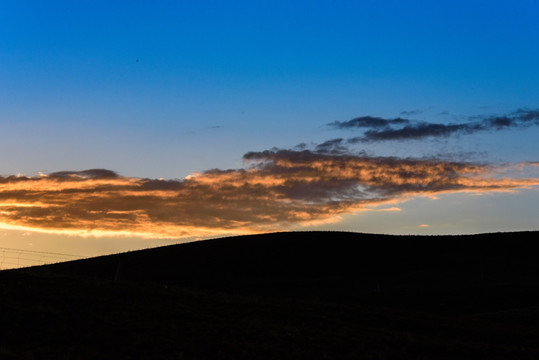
[0,150,537,238]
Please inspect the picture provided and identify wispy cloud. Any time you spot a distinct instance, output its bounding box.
[0,151,537,238]
[329,116,410,129]
[328,109,539,142]
[400,109,424,116]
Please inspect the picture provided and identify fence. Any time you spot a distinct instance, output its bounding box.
[0,247,83,270]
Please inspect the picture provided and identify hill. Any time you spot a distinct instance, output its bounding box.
[2,231,539,359]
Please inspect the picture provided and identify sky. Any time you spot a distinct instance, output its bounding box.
[1,0,539,268]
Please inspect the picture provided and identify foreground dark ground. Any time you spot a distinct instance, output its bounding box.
[2,231,539,359]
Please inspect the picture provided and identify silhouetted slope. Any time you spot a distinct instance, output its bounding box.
[38,231,539,306]
[2,231,539,359]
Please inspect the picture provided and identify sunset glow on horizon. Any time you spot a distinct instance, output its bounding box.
[0,154,537,240]
[1,1,539,267]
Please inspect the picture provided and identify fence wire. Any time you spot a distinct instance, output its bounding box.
[0,247,83,270]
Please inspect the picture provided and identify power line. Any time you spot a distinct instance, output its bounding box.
[0,247,85,270]
[0,247,82,258]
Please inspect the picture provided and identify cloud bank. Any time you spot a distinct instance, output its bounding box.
[329,109,539,142]
[0,150,537,238]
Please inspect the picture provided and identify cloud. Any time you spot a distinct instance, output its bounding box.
[314,138,346,154]
[329,109,539,142]
[315,138,343,149]
[367,207,402,212]
[400,109,424,116]
[328,116,410,129]
[0,152,537,239]
[47,169,119,179]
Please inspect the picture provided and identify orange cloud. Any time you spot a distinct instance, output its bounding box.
[0,152,537,238]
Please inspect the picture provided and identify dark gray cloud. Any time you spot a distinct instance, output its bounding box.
[330,109,539,142]
[48,169,119,179]
[315,138,346,154]
[329,116,410,129]
[349,122,483,143]
[400,109,424,116]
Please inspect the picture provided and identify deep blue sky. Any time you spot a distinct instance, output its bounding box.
[0,1,539,262]
[2,1,538,177]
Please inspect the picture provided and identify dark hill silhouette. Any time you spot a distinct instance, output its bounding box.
[2,231,539,359]
[39,231,539,307]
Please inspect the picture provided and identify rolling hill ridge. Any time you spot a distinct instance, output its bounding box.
[2,231,539,359]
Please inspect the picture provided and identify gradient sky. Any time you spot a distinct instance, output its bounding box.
[1,1,539,267]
